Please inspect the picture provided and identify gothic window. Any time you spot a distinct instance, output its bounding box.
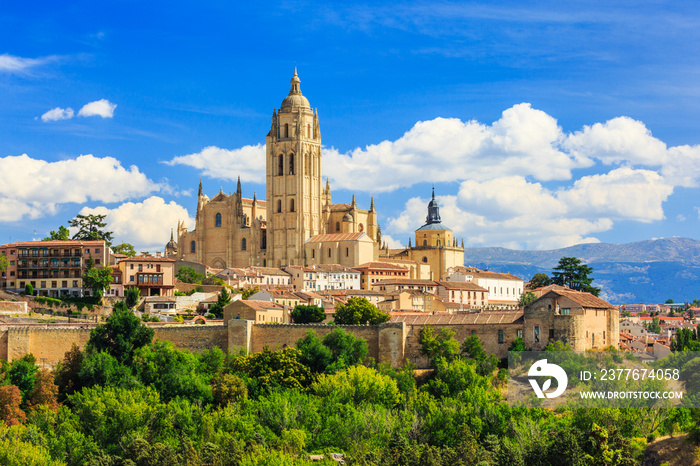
[289,153,294,175]
[290,198,295,212]
[277,200,282,213]
[261,232,267,249]
[305,153,310,175]
[190,241,196,253]
[241,238,247,251]
[215,213,222,227]
[278,155,284,176]
[307,124,311,138]
[284,123,289,138]
[335,222,340,232]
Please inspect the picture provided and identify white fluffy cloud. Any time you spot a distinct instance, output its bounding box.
[388,168,673,249]
[78,99,116,118]
[0,154,162,222]
[40,99,116,122]
[165,144,267,183]
[80,197,193,253]
[41,107,75,122]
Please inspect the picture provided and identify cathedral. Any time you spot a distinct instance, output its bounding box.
[169,69,382,269]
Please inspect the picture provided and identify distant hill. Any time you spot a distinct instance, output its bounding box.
[463,238,700,305]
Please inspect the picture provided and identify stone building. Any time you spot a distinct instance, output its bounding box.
[173,69,380,269]
[382,189,464,280]
[523,289,619,351]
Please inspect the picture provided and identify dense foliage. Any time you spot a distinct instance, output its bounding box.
[291,305,326,324]
[551,256,601,296]
[334,297,390,325]
[0,314,697,465]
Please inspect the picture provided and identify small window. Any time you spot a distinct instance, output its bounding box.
[242,238,247,251]
[290,199,295,212]
[422,257,428,263]
[289,154,295,175]
[277,200,282,213]
[215,213,222,227]
[561,308,570,315]
[423,240,427,246]
[191,241,196,253]
[549,329,554,339]
[312,249,315,259]
[534,326,540,343]
[346,247,349,257]
[278,155,284,176]
[328,248,331,258]
[335,222,340,232]
[498,330,504,344]
[517,329,523,339]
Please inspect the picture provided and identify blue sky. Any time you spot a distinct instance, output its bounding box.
[2,1,700,252]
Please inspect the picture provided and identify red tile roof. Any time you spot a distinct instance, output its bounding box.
[391,311,523,325]
[306,233,366,242]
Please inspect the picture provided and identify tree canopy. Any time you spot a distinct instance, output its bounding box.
[86,301,154,364]
[334,297,390,325]
[291,304,326,324]
[69,213,114,246]
[111,242,136,256]
[42,225,70,241]
[0,254,8,273]
[551,256,601,296]
[176,266,206,284]
[528,272,551,289]
[82,257,113,299]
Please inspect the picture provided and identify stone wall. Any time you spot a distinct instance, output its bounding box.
[0,301,28,315]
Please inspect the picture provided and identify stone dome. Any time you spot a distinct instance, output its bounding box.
[342,212,354,222]
[280,67,310,112]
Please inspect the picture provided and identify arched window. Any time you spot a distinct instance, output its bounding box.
[423,240,427,246]
[289,153,295,175]
[261,232,267,249]
[215,212,222,227]
[278,155,284,176]
[241,238,247,251]
[335,222,340,232]
[284,123,289,138]
[307,124,311,138]
[328,248,332,258]
[312,249,315,258]
[422,257,428,263]
[190,241,196,253]
[277,200,282,213]
[358,223,364,232]
[346,247,349,257]
[290,198,295,212]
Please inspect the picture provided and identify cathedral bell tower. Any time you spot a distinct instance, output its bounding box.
[266,68,323,266]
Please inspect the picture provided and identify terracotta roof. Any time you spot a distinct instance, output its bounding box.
[144,296,177,302]
[353,262,408,271]
[242,300,284,311]
[248,267,290,276]
[464,270,523,281]
[329,203,352,212]
[545,289,614,309]
[373,278,436,286]
[330,289,386,296]
[391,311,524,325]
[435,280,487,291]
[120,255,175,262]
[306,233,365,243]
[641,316,685,321]
[2,240,105,247]
[241,198,266,205]
[302,264,358,273]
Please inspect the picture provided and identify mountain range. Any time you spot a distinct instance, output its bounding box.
[462,237,700,305]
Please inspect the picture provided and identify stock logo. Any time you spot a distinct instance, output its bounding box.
[528,359,568,398]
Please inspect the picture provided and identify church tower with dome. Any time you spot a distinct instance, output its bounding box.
[266,67,323,266]
[172,69,380,269]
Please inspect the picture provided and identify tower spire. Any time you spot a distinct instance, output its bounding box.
[370,196,375,212]
[198,178,203,197]
[351,193,356,207]
[426,188,442,224]
[236,176,242,196]
[290,66,301,95]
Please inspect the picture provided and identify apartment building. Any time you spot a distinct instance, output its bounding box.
[117,254,175,297]
[0,240,108,297]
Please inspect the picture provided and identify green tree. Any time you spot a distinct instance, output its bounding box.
[461,334,499,376]
[240,286,259,300]
[334,297,390,325]
[519,291,537,306]
[82,259,112,299]
[208,287,232,318]
[418,325,460,365]
[291,304,326,323]
[551,256,601,296]
[665,298,675,304]
[176,266,205,284]
[297,328,368,374]
[225,347,312,393]
[69,213,114,246]
[645,316,661,334]
[86,301,154,364]
[124,286,140,308]
[529,272,551,289]
[42,225,70,241]
[111,242,136,256]
[0,254,8,274]
[312,365,401,408]
[8,354,38,406]
[24,283,34,296]
[0,386,26,426]
[212,373,247,407]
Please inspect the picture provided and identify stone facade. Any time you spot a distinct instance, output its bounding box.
[174,70,380,270]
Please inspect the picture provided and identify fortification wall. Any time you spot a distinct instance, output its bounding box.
[0,301,28,315]
[152,325,228,353]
